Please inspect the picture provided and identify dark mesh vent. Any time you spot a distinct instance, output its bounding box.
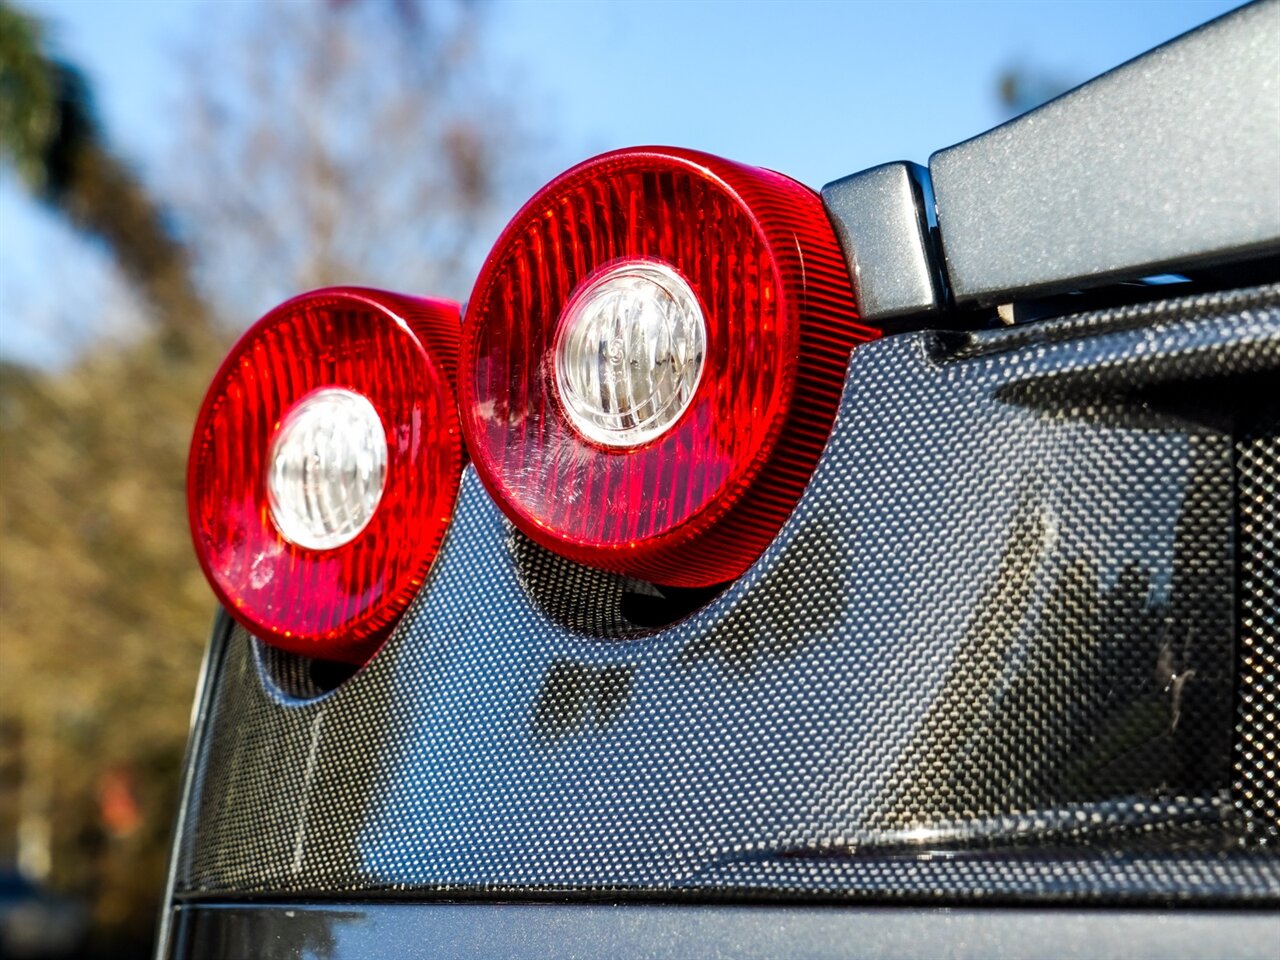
[175,283,1280,903]
[1234,409,1280,843]
[255,644,358,701]
[505,525,642,638]
[506,527,726,638]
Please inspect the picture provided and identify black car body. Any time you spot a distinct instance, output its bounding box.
[159,4,1280,957]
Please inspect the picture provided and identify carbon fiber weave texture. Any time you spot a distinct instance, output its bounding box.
[178,283,1280,902]
[1236,417,1280,842]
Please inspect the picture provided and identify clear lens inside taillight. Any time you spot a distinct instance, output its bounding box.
[267,387,389,551]
[554,260,706,448]
[188,287,463,665]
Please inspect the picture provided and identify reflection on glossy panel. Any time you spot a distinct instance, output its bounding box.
[177,284,1280,902]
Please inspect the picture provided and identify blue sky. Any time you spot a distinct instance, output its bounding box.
[1,0,1243,366]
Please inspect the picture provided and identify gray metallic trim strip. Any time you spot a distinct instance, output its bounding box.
[169,902,1280,960]
[930,0,1280,307]
[153,611,232,960]
[822,162,942,324]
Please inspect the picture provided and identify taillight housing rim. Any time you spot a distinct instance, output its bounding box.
[460,146,878,587]
[188,286,464,665]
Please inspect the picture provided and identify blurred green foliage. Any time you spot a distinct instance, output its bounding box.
[0,3,209,354]
[0,339,223,954]
[1,5,221,953]
[0,2,56,187]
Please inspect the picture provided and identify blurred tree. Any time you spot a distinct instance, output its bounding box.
[997,63,1077,119]
[0,1,210,354]
[0,1,525,955]
[171,0,520,322]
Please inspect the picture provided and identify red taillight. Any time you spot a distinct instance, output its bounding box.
[460,147,879,587]
[188,287,463,665]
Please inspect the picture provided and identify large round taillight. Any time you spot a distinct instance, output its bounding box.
[188,287,463,665]
[460,147,879,587]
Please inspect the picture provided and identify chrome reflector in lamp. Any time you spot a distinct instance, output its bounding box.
[267,387,389,551]
[555,259,706,448]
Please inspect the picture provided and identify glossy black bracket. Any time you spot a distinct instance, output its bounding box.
[822,162,943,326]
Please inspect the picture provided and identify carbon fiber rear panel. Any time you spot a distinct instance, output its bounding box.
[176,283,1280,902]
[1236,415,1280,842]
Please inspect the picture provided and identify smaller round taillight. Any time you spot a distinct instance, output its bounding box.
[188,287,463,665]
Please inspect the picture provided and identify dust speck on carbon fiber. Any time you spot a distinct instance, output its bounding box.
[176,283,1280,903]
